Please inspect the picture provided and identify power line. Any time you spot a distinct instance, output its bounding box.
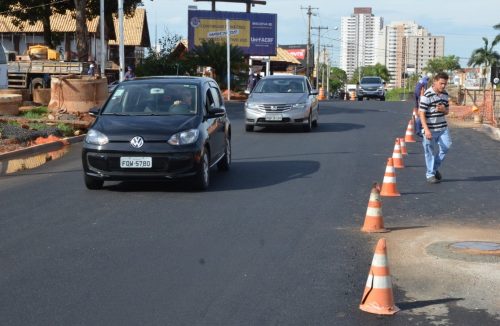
[0,0,71,16]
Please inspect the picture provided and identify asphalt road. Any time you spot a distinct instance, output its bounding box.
[0,100,499,325]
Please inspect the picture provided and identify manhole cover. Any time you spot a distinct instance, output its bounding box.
[450,241,500,255]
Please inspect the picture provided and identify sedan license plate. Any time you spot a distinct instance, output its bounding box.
[120,157,152,168]
[265,113,282,121]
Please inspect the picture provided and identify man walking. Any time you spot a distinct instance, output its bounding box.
[418,72,452,184]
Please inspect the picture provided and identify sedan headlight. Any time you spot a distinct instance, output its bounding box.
[245,102,260,111]
[292,102,307,110]
[85,129,109,145]
[168,129,199,145]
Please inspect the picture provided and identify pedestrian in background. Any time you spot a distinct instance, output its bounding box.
[418,72,452,184]
[124,66,135,80]
[414,75,429,108]
[87,62,95,76]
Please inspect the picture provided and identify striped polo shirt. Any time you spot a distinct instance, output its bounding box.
[419,86,449,131]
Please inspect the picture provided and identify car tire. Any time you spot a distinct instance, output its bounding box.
[312,112,318,128]
[358,97,363,101]
[245,124,254,132]
[380,96,385,101]
[84,174,104,190]
[303,112,312,132]
[193,150,210,190]
[217,136,231,171]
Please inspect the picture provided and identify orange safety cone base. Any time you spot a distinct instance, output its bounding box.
[380,189,401,197]
[360,295,400,315]
[361,218,389,233]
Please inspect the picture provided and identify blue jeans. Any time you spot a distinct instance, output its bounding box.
[422,128,452,178]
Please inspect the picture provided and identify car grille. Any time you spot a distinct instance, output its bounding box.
[256,104,293,112]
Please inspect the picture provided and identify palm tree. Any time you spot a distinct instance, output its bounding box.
[468,37,500,88]
[494,23,500,44]
[186,40,246,89]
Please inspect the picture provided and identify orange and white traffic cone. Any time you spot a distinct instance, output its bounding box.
[380,158,400,197]
[404,119,416,143]
[398,137,408,156]
[361,183,389,233]
[359,238,400,315]
[392,138,405,169]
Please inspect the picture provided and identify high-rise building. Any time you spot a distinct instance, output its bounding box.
[378,22,444,88]
[407,35,445,79]
[340,7,383,80]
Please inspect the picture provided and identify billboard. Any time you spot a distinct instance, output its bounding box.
[188,10,277,56]
[280,44,314,68]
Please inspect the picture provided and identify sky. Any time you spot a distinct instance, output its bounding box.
[141,0,499,67]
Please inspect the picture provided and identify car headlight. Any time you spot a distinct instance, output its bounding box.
[168,129,199,145]
[378,86,384,90]
[245,102,260,111]
[292,102,307,110]
[85,129,109,145]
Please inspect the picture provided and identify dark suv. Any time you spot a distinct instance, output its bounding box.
[357,76,386,101]
[82,76,231,190]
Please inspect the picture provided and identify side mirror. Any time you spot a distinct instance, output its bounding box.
[310,89,319,96]
[89,107,100,116]
[208,107,225,117]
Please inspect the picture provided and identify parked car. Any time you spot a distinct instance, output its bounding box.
[357,76,386,101]
[244,75,319,132]
[82,76,231,190]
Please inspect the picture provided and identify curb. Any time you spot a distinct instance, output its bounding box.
[0,135,85,162]
[478,124,500,141]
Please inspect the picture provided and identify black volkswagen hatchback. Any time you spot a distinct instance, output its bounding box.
[82,76,231,190]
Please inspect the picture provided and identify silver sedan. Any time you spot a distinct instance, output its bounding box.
[244,75,319,132]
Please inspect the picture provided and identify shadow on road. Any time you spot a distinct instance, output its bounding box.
[388,225,428,231]
[105,160,321,192]
[443,175,500,182]
[397,297,464,310]
[253,122,364,133]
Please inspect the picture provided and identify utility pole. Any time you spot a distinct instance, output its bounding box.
[301,6,317,82]
[322,44,334,99]
[311,26,328,88]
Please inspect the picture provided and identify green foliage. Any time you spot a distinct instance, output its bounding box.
[27,122,50,131]
[328,67,347,93]
[21,106,49,119]
[349,64,391,84]
[424,55,461,75]
[185,39,247,89]
[385,88,413,101]
[57,123,74,137]
[468,37,500,76]
[135,33,196,77]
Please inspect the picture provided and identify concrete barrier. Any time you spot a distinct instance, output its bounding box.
[48,76,108,113]
[0,94,22,115]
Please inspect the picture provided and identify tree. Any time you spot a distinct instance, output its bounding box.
[350,63,391,84]
[424,55,461,75]
[185,39,247,89]
[328,67,347,93]
[136,33,197,77]
[494,23,500,44]
[0,0,142,60]
[467,37,500,87]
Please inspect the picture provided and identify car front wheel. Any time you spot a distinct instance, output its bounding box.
[245,124,254,132]
[193,150,210,190]
[303,112,312,132]
[217,136,231,171]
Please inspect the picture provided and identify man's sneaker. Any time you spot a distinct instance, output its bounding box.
[435,170,442,180]
[427,176,441,184]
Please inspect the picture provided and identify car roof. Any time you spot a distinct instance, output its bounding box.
[127,76,216,84]
[260,75,306,80]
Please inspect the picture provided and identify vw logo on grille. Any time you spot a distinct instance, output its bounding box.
[130,136,144,148]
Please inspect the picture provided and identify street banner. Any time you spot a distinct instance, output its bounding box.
[188,10,277,56]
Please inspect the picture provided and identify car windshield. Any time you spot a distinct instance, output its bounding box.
[102,82,198,115]
[253,78,305,93]
[361,78,382,84]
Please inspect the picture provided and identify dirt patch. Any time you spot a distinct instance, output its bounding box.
[386,225,500,323]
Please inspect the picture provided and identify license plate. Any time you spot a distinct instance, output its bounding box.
[265,113,282,121]
[120,157,152,168]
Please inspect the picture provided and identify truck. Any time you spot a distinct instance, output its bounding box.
[7,45,117,93]
[356,76,386,101]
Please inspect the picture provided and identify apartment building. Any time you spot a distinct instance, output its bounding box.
[340,7,383,79]
[377,21,444,88]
